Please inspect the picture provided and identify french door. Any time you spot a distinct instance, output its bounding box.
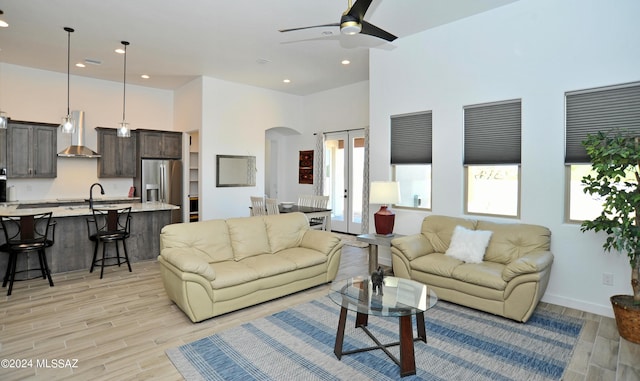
[324,130,365,234]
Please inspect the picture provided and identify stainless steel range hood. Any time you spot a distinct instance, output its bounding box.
[57,110,101,158]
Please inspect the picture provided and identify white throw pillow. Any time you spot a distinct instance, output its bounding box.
[445,225,492,264]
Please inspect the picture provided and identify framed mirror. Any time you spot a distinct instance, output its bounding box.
[216,155,256,187]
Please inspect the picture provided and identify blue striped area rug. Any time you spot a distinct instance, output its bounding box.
[166,296,583,381]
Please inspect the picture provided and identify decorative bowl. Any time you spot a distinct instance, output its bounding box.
[281,202,295,209]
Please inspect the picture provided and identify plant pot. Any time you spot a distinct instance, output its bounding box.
[610,294,640,344]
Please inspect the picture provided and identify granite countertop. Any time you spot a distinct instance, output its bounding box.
[0,197,179,217]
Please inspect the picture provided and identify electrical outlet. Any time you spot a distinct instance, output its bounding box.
[602,272,614,286]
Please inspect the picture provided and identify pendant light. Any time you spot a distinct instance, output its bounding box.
[0,62,7,129]
[117,40,131,138]
[59,27,75,134]
[0,10,8,128]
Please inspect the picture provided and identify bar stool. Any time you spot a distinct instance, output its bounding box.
[0,212,55,296]
[87,206,132,279]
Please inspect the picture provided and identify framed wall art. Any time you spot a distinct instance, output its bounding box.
[298,150,313,184]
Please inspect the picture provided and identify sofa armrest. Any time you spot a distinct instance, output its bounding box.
[161,247,216,281]
[391,234,433,261]
[300,229,343,255]
[502,251,554,282]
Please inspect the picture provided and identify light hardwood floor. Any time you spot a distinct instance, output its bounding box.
[0,241,638,380]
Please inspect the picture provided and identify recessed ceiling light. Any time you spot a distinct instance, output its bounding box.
[141,74,150,79]
[283,79,291,84]
[341,60,351,65]
[115,48,125,54]
[75,63,86,68]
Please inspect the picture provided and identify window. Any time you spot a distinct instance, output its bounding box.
[565,82,640,221]
[390,111,432,210]
[464,100,521,217]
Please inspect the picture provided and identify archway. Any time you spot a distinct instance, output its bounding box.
[265,127,301,199]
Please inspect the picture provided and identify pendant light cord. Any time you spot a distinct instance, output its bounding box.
[122,41,129,122]
[65,28,73,116]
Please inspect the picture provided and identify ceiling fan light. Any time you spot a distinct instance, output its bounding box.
[340,21,361,35]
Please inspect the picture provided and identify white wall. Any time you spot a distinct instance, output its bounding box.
[198,77,303,219]
[1,63,174,200]
[276,81,370,203]
[369,0,640,317]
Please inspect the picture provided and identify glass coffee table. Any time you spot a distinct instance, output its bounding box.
[329,276,438,377]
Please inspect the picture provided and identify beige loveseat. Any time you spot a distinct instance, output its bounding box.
[158,212,343,322]
[391,215,553,322]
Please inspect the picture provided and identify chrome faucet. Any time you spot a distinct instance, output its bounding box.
[89,183,105,210]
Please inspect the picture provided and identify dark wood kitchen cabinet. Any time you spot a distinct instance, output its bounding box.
[96,127,138,177]
[0,128,6,170]
[138,130,182,159]
[7,120,57,178]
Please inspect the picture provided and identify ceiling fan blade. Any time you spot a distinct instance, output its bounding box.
[361,20,397,42]
[279,23,340,33]
[346,0,373,22]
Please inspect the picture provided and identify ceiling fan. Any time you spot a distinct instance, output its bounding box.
[279,0,397,42]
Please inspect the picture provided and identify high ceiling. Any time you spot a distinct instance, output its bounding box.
[0,0,517,95]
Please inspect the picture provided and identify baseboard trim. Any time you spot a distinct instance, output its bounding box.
[542,293,614,318]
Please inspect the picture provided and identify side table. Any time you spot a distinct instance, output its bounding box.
[356,233,404,274]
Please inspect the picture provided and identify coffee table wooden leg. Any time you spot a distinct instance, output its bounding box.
[355,311,368,328]
[334,306,348,359]
[416,311,426,343]
[399,315,416,376]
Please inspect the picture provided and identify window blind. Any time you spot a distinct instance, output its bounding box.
[565,82,640,164]
[390,111,432,165]
[464,100,521,165]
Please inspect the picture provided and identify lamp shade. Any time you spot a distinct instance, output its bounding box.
[369,181,400,205]
[370,181,400,236]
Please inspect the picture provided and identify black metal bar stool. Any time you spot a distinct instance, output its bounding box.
[0,212,56,296]
[87,206,132,279]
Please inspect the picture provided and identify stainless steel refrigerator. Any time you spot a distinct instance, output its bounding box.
[140,159,182,223]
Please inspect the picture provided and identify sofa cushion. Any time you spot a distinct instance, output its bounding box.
[451,262,507,290]
[227,216,271,260]
[421,215,477,253]
[276,247,327,269]
[240,254,297,278]
[411,253,461,278]
[209,261,260,289]
[265,212,307,253]
[477,221,551,264]
[160,219,234,263]
[445,226,492,263]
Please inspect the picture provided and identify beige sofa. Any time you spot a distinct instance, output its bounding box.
[391,215,553,322]
[158,212,343,322]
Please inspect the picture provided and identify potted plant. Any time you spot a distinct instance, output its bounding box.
[580,129,640,344]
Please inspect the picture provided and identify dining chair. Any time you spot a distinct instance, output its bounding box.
[297,194,315,207]
[298,195,329,229]
[0,212,55,296]
[88,206,132,279]
[265,198,280,215]
[250,196,266,216]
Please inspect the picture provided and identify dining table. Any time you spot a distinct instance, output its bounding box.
[278,204,332,231]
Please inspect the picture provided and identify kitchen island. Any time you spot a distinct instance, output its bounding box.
[0,199,179,278]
